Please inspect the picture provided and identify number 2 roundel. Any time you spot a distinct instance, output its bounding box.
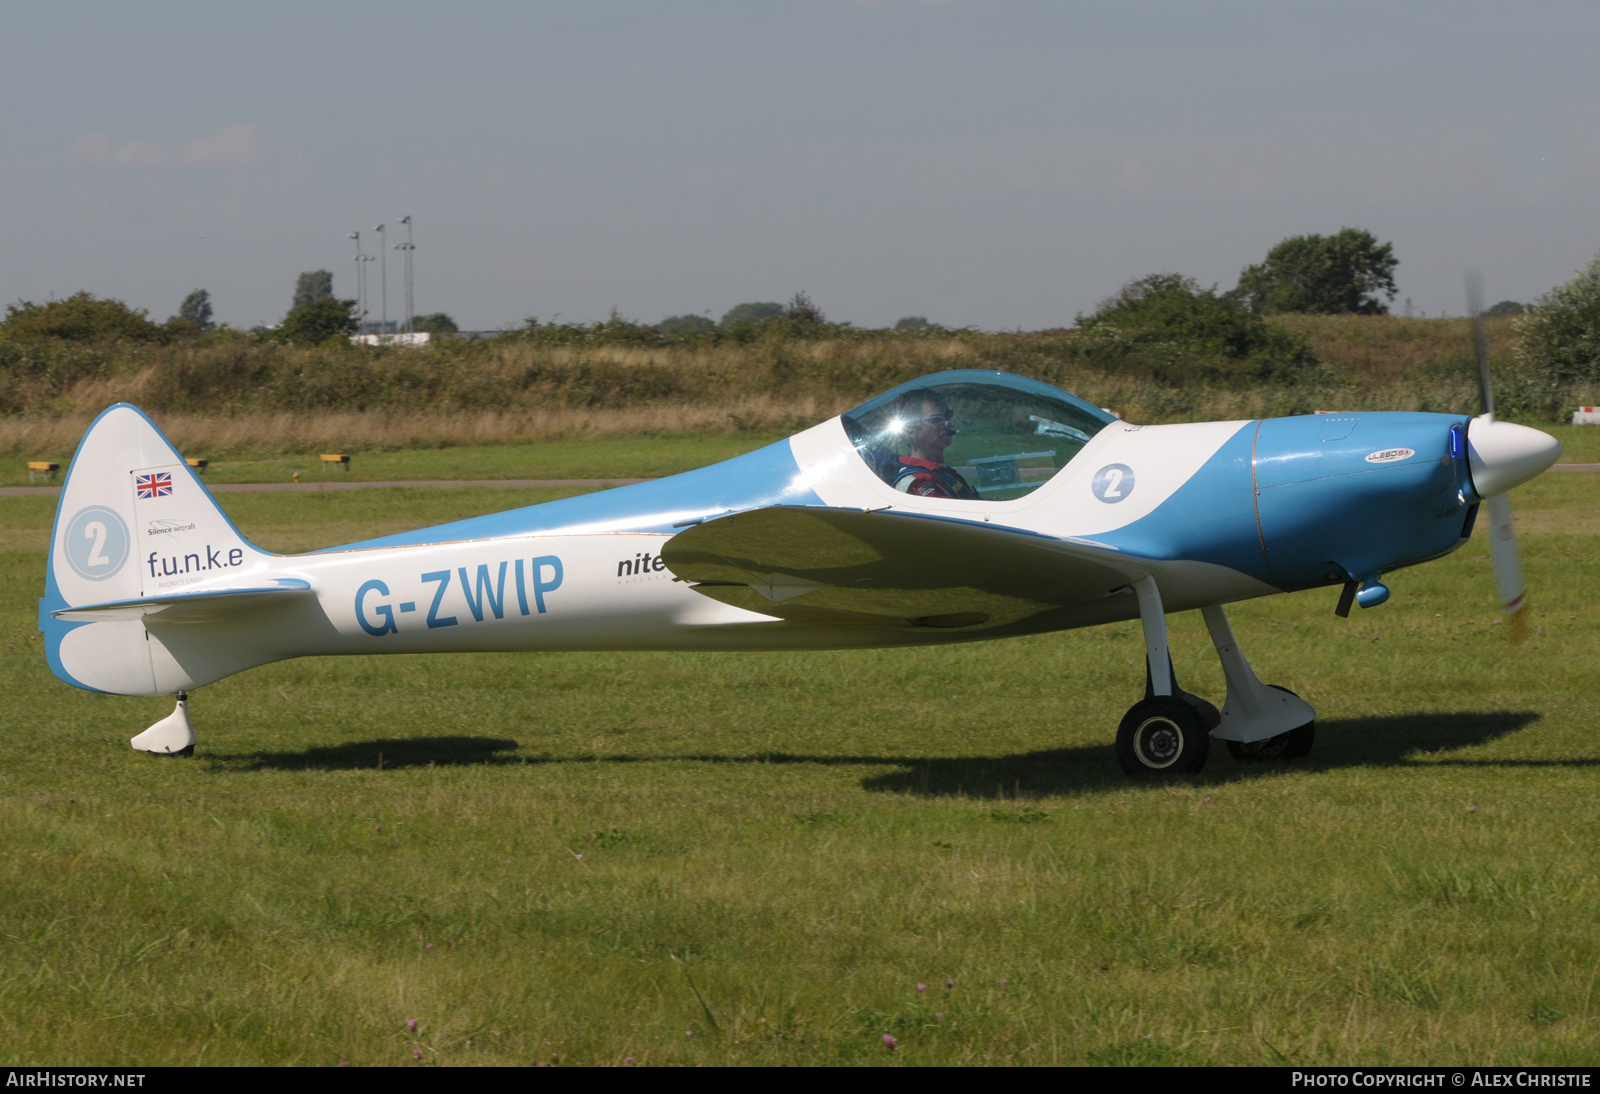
[63,506,131,580]
[1091,463,1135,504]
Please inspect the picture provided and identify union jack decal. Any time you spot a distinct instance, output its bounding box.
[135,472,173,499]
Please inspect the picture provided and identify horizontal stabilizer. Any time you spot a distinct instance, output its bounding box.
[52,579,313,623]
[661,506,1149,628]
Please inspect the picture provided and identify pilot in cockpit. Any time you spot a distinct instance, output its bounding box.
[888,390,981,500]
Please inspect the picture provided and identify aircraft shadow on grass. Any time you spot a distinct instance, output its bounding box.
[214,735,526,772]
[211,710,1587,798]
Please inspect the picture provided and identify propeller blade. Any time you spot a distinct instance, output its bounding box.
[1466,273,1535,640]
[1466,271,1493,417]
[1484,492,1527,641]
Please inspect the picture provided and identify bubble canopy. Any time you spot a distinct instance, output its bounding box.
[840,370,1117,502]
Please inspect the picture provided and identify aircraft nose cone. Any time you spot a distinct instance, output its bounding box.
[1467,416,1562,497]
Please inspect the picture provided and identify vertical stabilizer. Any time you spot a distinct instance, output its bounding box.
[42,404,271,694]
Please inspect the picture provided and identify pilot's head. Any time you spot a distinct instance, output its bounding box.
[889,389,956,463]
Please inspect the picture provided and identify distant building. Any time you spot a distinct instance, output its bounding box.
[351,332,431,347]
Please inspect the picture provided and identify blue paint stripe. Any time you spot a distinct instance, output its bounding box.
[319,436,825,551]
[1095,422,1269,581]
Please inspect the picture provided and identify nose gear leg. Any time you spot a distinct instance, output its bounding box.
[1201,605,1315,755]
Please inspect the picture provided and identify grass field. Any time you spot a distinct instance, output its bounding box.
[7,421,1599,491]
[1,431,795,489]
[2,472,1598,1066]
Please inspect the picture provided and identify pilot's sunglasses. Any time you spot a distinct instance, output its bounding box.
[910,413,954,426]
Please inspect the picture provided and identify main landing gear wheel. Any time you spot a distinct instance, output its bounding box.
[1116,696,1210,777]
[1223,685,1315,762]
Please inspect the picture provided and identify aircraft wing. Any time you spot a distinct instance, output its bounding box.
[51,579,314,623]
[661,506,1152,628]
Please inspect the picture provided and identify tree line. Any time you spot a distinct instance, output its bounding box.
[9,228,1600,402]
[0,273,457,348]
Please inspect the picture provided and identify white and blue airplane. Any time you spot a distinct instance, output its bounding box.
[39,366,1560,777]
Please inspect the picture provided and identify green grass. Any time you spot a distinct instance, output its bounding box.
[2,432,793,489]
[181,432,792,486]
[2,476,1599,1065]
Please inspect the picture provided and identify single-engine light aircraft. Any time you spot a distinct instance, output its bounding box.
[40,365,1559,777]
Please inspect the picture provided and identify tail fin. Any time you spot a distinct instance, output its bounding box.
[41,404,275,695]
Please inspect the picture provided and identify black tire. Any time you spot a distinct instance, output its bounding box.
[1224,686,1313,762]
[1225,734,1287,761]
[1178,691,1222,733]
[1116,696,1209,777]
[1270,685,1315,758]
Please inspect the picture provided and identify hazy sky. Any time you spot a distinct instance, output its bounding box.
[3,1,1598,331]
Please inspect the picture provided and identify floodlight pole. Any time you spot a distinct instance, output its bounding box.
[398,215,415,336]
[374,222,387,340]
[357,255,375,333]
[349,231,366,332]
